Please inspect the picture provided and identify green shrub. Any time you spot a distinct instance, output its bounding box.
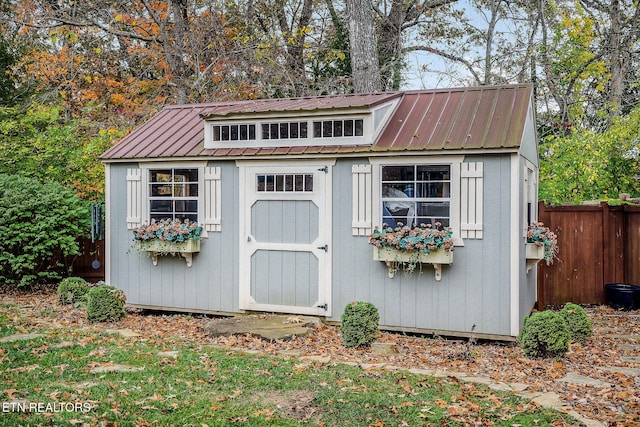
[0,174,90,287]
[340,301,380,348]
[56,277,89,305]
[86,286,126,323]
[519,310,571,358]
[560,303,592,344]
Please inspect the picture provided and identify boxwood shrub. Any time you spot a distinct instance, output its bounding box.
[560,302,592,344]
[519,310,570,358]
[86,286,126,323]
[57,277,89,305]
[340,301,380,348]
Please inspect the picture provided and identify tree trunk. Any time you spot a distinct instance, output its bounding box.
[608,0,623,116]
[346,0,381,93]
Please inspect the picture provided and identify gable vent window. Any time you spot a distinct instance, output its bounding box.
[261,122,308,140]
[213,123,256,141]
[313,119,363,138]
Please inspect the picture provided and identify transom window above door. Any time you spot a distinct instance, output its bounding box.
[257,173,314,192]
[381,165,451,228]
[149,168,199,222]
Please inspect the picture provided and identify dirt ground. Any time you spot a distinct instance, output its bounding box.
[2,285,639,426]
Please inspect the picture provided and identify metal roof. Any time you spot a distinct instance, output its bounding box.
[100,85,533,161]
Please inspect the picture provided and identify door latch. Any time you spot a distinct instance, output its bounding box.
[317,244,328,252]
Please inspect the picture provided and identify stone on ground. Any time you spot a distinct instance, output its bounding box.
[0,333,45,343]
[204,314,320,341]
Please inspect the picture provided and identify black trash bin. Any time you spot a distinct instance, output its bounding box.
[605,283,640,310]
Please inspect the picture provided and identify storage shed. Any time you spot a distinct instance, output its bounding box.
[101,84,540,340]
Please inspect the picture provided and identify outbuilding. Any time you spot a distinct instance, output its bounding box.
[100,84,540,340]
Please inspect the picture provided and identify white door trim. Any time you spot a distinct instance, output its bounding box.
[237,160,334,316]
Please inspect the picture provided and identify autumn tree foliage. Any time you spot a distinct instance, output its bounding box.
[0,0,640,204]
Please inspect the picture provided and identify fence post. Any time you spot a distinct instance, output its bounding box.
[537,201,548,308]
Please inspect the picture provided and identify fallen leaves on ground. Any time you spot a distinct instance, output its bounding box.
[2,284,639,426]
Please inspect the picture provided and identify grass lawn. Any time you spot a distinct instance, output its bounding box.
[0,302,579,426]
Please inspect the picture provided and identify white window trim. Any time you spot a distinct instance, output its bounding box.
[205,115,371,149]
[369,156,464,246]
[138,161,209,237]
[523,159,538,237]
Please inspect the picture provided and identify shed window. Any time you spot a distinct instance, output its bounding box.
[261,122,308,140]
[381,165,451,228]
[256,174,313,192]
[213,124,256,141]
[149,169,199,222]
[313,119,363,138]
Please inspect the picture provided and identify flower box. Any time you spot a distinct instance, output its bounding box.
[136,239,200,267]
[372,246,453,280]
[525,242,544,272]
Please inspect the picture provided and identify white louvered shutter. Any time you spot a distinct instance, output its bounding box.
[460,162,483,239]
[352,164,372,235]
[204,166,222,232]
[126,168,142,229]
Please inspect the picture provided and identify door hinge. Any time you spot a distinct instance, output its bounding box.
[317,244,328,252]
[316,303,328,310]
[317,166,328,173]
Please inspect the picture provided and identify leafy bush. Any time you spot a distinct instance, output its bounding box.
[340,301,380,348]
[86,286,126,323]
[56,277,89,305]
[0,174,90,287]
[560,303,592,344]
[519,310,571,358]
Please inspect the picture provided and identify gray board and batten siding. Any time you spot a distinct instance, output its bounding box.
[107,155,514,336]
[102,85,539,340]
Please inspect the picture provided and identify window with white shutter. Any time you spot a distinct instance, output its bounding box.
[127,162,219,231]
[126,168,142,229]
[367,157,480,245]
[204,166,222,232]
[460,162,484,239]
[352,164,372,235]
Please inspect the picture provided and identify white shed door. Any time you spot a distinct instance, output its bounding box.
[239,164,332,316]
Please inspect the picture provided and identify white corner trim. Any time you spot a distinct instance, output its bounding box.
[104,163,111,286]
[510,153,521,337]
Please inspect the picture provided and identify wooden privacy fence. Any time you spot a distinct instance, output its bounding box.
[537,201,640,308]
[69,237,105,282]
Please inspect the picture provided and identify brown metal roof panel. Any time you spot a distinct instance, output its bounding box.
[404,92,447,150]
[150,106,208,157]
[412,90,456,150]
[105,106,197,159]
[483,87,529,149]
[467,90,499,148]
[481,89,510,149]
[200,92,400,117]
[125,108,192,158]
[503,86,531,147]
[393,93,434,150]
[445,90,484,150]
[100,108,171,159]
[158,114,204,157]
[374,93,418,150]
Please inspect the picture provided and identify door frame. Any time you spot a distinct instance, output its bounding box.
[237,159,334,316]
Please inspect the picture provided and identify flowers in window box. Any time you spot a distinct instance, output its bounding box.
[132,219,203,267]
[369,223,454,278]
[369,222,454,253]
[526,221,559,265]
[132,218,203,243]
